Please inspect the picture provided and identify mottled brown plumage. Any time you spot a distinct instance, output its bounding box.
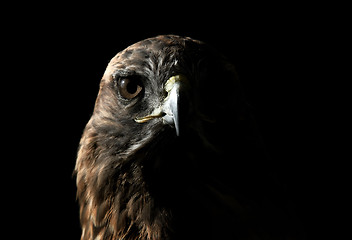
[75,35,303,240]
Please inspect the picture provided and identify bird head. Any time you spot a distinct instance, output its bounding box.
[87,35,243,160]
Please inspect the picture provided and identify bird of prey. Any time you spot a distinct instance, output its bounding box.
[75,35,303,240]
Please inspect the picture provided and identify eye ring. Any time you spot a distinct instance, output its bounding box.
[117,77,143,100]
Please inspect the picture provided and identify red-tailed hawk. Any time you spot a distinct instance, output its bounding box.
[75,35,303,239]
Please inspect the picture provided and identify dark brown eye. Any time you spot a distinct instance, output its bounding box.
[118,77,143,99]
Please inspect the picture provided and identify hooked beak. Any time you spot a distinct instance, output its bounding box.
[134,75,189,136]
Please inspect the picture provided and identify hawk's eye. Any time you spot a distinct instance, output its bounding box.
[117,77,143,100]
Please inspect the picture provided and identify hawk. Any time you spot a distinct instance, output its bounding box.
[75,35,302,239]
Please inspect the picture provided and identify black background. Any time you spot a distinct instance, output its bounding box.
[7,4,345,239]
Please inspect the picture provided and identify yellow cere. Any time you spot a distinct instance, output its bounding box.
[164,74,188,93]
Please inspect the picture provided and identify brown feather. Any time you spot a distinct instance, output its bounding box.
[75,35,304,240]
